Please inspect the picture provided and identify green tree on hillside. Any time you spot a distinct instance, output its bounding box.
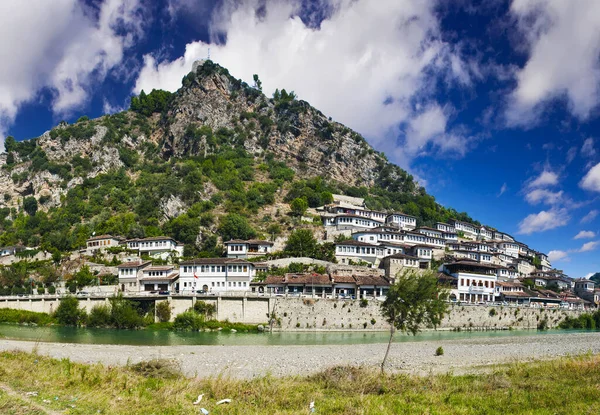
[23,197,38,216]
[284,229,317,258]
[217,213,257,241]
[290,197,308,217]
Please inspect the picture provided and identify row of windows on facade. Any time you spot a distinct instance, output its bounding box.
[88,240,113,247]
[460,279,495,288]
[182,281,248,288]
[181,265,248,273]
[392,258,417,265]
[389,216,416,223]
[229,245,246,251]
[130,241,172,248]
[337,217,377,226]
[459,293,493,302]
[337,246,380,255]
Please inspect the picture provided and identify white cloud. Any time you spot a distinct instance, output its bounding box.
[0,0,145,152]
[581,138,596,158]
[574,230,596,240]
[134,0,477,168]
[497,182,508,197]
[566,146,578,164]
[583,272,595,279]
[506,0,600,126]
[517,208,569,234]
[524,188,563,205]
[527,170,559,189]
[548,250,569,263]
[579,241,600,252]
[580,162,600,192]
[581,210,599,224]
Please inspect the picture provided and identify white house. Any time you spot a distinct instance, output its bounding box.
[352,228,405,244]
[416,227,443,238]
[496,267,518,280]
[224,239,274,258]
[126,236,184,259]
[449,220,478,239]
[435,222,456,233]
[478,226,494,241]
[498,242,520,259]
[335,240,385,266]
[117,260,152,292]
[385,213,417,231]
[179,258,255,293]
[139,265,179,292]
[323,214,384,230]
[86,235,122,255]
[0,246,24,257]
[443,260,498,303]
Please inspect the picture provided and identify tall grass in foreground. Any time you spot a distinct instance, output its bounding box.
[1,351,600,414]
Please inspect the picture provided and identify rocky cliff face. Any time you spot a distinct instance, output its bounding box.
[0,60,417,219]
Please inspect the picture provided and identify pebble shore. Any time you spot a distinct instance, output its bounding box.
[1,331,599,379]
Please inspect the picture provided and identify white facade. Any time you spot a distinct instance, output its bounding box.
[126,237,184,259]
[323,214,384,230]
[450,220,478,238]
[385,213,417,231]
[455,272,497,303]
[225,240,274,258]
[499,242,519,259]
[335,241,384,266]
[139,265,179,292]
[117,261,151,292]
[352,229,405,244]
[436,222,456,233]
[179,259,255,293]
[478,227,493,241]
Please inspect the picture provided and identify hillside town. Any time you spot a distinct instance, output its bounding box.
[0,194,593,311]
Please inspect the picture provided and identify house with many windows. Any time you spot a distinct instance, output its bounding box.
[224,239,274,259]
[334,240,385,267]
[125,236,184,259]
[385,213,417,231]
[322,214,384,230]
[86,235,123,255]
[442,260,498,303]
[117,260,152,292]
[449,220,478,239]
[139,265,179,292]
[179,258,255,293]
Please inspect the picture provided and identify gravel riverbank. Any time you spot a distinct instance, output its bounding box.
[1,331,599,379]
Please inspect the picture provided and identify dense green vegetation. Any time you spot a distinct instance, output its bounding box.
[559,310,600,329]
[2,352,600,414]
[0,60,479,262]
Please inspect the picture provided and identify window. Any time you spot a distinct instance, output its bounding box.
[228,282,231,287]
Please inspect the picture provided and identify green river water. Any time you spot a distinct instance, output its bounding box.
[0,324,577,346]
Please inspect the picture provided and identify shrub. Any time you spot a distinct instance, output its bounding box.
[54,296,86,326]
[129,359,181,379]
[0,309,54,325]
[109,295,144,329]
[360,298,369,308]
[193,301,215,318]
[48,286,56,295]
[156,301,172,323]
[489,308,497,317]
[436,346,444,356]
[87,304,111,327]
[173,310,204,331]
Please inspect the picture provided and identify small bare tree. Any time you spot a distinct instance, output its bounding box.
[380,269,449,374]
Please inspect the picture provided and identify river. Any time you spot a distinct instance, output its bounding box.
[0,324,580,346]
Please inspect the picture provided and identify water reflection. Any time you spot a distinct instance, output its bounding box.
[0,324,578,346]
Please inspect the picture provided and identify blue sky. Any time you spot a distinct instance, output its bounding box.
[2,0,600,278]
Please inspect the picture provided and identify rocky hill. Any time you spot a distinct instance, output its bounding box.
[0,60,477,256]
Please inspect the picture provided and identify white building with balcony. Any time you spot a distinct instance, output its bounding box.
[335,240,385,266]
[139,265,179,292]
[385,213,417,231]
[117,260,152,292]
[86,235,122,255]
[323,214,384,231]
[224,239,274,258]
[449,220,478,239]
[443,260,498,303]
[179,258,255,293]
[126,236,184,259]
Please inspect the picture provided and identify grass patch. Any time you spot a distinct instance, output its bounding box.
[0,309,55,326]
[1,352,600,413]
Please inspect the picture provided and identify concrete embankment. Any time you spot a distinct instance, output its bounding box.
[0,295,584,330]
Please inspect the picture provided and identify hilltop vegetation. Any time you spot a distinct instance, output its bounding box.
[0,60,478,258]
